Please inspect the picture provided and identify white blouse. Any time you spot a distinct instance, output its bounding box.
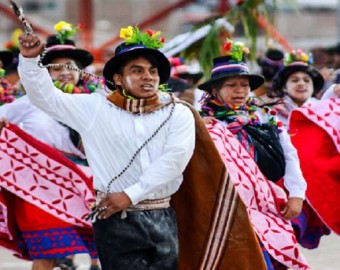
[0,95,85,159]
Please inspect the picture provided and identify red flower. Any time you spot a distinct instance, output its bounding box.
[277,121,283,127]
[77,23,83,30]
[4,41,14,49]
[145,29,153,37]
[236,0,245,5]
[223,42,232,52]
[160,37,165,43]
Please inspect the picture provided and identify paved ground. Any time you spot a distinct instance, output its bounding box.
[0,233,339,269]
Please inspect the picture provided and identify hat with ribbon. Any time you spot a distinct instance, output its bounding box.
[257,48,284,81]
[272,49,324,97]
[41,21,93,68]
[103,26,170,90]
[198,39,264,92]
[2,29,23,72]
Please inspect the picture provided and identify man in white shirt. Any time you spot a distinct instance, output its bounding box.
[18,28,195,270]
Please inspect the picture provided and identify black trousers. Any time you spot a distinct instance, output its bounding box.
[93,208,178,270]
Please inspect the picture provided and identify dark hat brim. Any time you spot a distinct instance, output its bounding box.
[177,72,204,85]
[103,48,170,90]
[272,65,325,95]
[198,72,265,92]
[167,77,194,93]
[0,51,14,69]
[41,49,94,68]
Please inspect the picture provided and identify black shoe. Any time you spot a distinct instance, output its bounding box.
[55,258,77,270]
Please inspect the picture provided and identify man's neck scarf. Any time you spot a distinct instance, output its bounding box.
[107,89,173,114]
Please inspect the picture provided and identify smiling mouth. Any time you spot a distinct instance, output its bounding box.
[59,77,73,83]
[141,84,154,90]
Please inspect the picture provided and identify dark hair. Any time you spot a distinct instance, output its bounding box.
[116,53,159,75]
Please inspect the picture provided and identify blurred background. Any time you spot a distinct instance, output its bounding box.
[0,0,339,65]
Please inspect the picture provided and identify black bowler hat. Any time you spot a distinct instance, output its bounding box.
[103,26,170,90]
[41,35,93,68]
[103,43,170,90]
[198,39,264,92]
[198,55,264,92]
[272,50,324,97]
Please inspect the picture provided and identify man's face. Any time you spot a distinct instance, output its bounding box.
[113,57,160,99]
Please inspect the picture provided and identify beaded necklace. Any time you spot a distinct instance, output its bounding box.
[200,93,283,132]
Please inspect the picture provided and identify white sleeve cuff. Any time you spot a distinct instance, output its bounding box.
[288,189,306,200]
[123,183,145,205]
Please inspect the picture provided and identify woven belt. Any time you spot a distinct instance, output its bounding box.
[95,191,171,219]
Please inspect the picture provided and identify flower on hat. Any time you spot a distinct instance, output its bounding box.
[284,49,313,66]
[223,39,249,62]
[54,21,80,44]
[119,26,165,49]
[4,28,22,52]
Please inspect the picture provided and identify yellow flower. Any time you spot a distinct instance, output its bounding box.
[301,53,309,63]
[12,29,23,47]
[152,31,162,38]
[120,26,134,40]
[54,21,72,33]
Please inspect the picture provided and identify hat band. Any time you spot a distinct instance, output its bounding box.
[263,56,283,67]
[287,61,308,67]
[211,63,249,77]
[119,44,146,54]
[46,44,76,52]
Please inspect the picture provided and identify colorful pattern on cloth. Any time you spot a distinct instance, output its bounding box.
[289,98,340,235]
[172,103,266,270]
[291,202,331,249]
[0,123,95,227]
[107,89,173,114]
[206,119,310,269]
[274,95,318,124]
[19,227,97,259]
[0,124,97,259]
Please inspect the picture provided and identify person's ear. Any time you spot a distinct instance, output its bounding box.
[113,74,122,87]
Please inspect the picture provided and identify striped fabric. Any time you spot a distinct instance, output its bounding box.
[206,119,310,269]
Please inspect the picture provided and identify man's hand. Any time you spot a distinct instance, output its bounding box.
[280,197,304,220]
[96,192,132,219]
[0,117,9,133]
[18,34,45,58]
